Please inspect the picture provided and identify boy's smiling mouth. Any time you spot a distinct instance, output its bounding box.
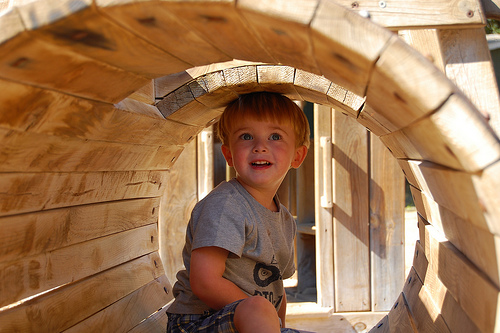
[251,160,271,166]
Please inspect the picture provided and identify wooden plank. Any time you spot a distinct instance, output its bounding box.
[0,197,160,263]
[437,28,500,137]
[237,0,321,74]
[357,107,392,137]
[400,159,500,237]
[19,0,190,78]
[0,127,183,172]
[0,252,164,332]
[370,134,405,311]
[127,80,155,105]
[332,112,370,311]
[368,315,389,333]
[159,140,197,284]
[0,18,149,104]
[400,28,500,138]
[0,170,168,216]
[188,70,238,110]
[95,0,231,66]
[335,0,485,30]
[64,275,172,333]
[158,0,275,63]
[402,268,451,333]
[0,224,158,308]
[0,79,200,147]
[310,0,394,96]
[293,69,331,106]
[410,187,500,288]
[420,221,500,333]
[256,65,303,101]
[154,60,261,98]
[379,94,500,172]
[313,104,334,308]
[366,35,458,131]
[412,239,481,333]
[128,304,169,333]
[387,293,417,332]
[223,65,262,94]
[157,91,221,128]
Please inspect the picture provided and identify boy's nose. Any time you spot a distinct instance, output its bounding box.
[252,139,268,153]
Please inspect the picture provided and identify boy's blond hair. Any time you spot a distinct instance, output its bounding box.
[216,92,310,149]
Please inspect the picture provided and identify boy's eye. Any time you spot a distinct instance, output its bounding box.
[240,133,253,140]
[269,133,281,140]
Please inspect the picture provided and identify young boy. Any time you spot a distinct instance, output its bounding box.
[167,92,310,333]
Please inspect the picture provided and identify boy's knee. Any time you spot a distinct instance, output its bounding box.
[237,295,276,314]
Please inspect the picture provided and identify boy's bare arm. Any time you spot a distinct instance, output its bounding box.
[190,246,248,310]
[278,289,287,327]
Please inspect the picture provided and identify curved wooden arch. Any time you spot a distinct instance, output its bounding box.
[0,0,499,332]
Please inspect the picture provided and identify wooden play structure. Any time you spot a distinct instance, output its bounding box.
[1,0,500,332]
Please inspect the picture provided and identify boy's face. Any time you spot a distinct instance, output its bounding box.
[221,116,307,195]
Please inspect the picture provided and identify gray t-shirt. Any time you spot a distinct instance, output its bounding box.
[168,179,296,315]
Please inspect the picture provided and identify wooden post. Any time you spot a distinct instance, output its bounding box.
[314,104,335,308]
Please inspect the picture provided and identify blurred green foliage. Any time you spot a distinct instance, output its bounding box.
[486,19,500,34]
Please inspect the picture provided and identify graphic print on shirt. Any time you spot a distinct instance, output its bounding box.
[253,258,283,309]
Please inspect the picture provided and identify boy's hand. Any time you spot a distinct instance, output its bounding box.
[190,246,248,310]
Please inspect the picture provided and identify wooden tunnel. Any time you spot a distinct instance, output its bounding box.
[1,0,500,332]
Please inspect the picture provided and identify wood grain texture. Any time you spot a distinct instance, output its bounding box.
[310,0,393,96]
[96,0,231,66]
[400,159,500,237]
[313,104,334,308]
[237,0,320,74]
[0,197,159,263]
[0,79,199,147]
[159,140,197,284]
[0,170,168,216]
[402,268,452,333]
[0,126,182,172]
[370,134,405,311]
[380,94,500,173]
[367,35,457,130]
[19,2,190,78]
[0,29,149,104]
[157,0,275,63]
[64,275,172,333]
[420,220,500,333]
[0,224,158,307]
[0,252,164,333]
[335,0,485,30]
[412,239,481,333]
[332,112,370,312]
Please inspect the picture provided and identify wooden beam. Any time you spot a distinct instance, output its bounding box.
[335,0,485,30]
[0,224,158,308]
[0,252,165,332]
[0,171,168,216]
[0,197,159,263]
[379,94,500,172]
[64,275,172,333]
[0,126,182,172]
[310,0,394,97]
[333,112,370,311]
[237,0,321,75]
[313,104,334,308]
[370,134,405,311]
[400,28,500,137]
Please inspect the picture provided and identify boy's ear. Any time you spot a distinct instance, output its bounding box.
[221,144,234,167]
[291,145,308,169]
